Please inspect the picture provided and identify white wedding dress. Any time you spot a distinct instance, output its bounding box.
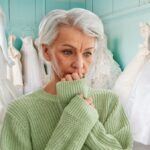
[113,23,150,117]
[0,8,18,131]
[0,8,13,66]
[113,23,150,149]
[87,35,121,89]
[21,36,43,94]
[0,47,18,131]
[129,58,150,146]
[7,35,23,95]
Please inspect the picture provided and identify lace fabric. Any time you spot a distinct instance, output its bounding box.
[87,35,121,89]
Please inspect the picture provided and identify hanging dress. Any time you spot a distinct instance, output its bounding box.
[7,35,23,95]
[0,8,13,66]
[87,35,121,89]
[0,8,18,131]
[21,36,43,94]
[0,47,18,131]
[113,23,150,117]
[112,22,150,149]
[129,58,150,145]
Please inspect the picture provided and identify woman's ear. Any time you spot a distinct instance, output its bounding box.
[42,44,51,62]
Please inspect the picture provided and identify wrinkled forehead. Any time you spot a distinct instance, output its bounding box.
[52,25,96,47]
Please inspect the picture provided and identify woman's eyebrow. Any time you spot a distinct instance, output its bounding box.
[84,47,95,51]
[62,44,75,49]
[62,44,95,51]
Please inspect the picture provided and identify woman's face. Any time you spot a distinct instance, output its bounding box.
[43,25,96,80]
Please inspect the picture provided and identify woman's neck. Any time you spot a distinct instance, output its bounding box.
[43,77,60,95]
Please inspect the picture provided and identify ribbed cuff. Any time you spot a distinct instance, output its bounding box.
[56,78,89,102]
[64,95,99,128]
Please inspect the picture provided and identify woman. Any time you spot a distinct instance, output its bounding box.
[0,8,133,150]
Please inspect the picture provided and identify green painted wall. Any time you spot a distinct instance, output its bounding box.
[96,0,150,69]
[0,0,150,68]
[0,0,86,37]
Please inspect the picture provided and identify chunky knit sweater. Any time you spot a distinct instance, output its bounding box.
[0,79,133,150]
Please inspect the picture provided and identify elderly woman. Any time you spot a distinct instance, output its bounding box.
[0,8,133,150]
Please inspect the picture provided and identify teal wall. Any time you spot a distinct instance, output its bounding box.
[96,0,150,69]
[0,0,86,37]
[0,0,150,68]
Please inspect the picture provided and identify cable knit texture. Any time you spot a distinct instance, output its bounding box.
[0,78,133,150]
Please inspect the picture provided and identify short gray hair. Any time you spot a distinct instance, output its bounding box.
[38,8,104,47]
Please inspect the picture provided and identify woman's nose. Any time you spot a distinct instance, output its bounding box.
[72,56,84,70]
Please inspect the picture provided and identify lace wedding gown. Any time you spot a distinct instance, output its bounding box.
[87,35,121,89]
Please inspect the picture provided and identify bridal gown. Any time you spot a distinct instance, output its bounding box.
[0,47,18,132]
[87,35,121,89]
[7,35,23,95]
[21,36,43,94]
[129,58,150,146]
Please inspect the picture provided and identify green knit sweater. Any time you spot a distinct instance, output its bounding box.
[0,79,133,150]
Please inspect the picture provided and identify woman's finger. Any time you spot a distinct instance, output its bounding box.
[65,74,73,81]
[85,98,95,108]
[86,98,93,105]
[79,72,84,78]
[79,94,95,108]
[72,72,80,80]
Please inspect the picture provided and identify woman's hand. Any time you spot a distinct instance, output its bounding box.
[61,72,83,81]
[80,94,95,108]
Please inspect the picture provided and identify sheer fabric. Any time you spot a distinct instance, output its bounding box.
[87,35,121,89]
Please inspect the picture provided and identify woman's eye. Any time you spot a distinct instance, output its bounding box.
[62,50,73,56]
[83,52,93,57]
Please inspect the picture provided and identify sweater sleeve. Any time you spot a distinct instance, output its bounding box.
[84,95,133,150]
[44,95,99,150]
[0,112,32,150]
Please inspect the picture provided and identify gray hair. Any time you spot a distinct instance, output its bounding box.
[38,8,104,47]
